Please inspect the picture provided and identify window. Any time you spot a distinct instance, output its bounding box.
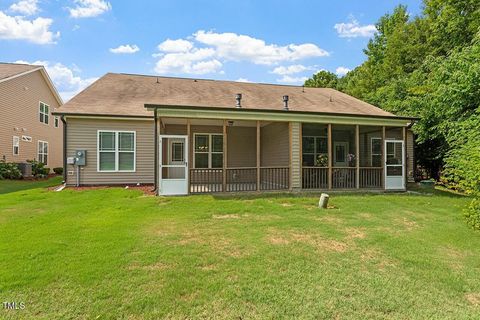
[13,136,19,156]
[39,102,49,124]
[98,131,135,172]
[371,138,382,167]
[171,142,184,162]
[302,136,327,166]
[54,116,59,128]
[38,141,48,164]
[194,134,223,168]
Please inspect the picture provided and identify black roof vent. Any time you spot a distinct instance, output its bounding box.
[235,93,242,108]
[283,95,289,111]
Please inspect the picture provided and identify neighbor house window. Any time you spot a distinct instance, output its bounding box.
[302,136,327,166]
[38,140,48,164]
[54,116,59,128]
[194,134,223,168]
[98,131,135,172]
[39,102,49,124]
[13,136,19,156]
[371,138,382,167]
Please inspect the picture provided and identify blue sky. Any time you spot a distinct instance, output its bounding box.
[0,0,422,101]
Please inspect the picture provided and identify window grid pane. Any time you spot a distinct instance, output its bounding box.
[119,132,134,151]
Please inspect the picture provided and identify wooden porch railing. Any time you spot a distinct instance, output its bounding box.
[226,168,257,192]
[190,168,223,193]
[359,167,383,189]
[302,167,328,189]
[332,167,356,189]
[260,167,290,190]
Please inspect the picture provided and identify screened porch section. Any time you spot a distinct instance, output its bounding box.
[301,124,406,190]
[159,118,290,193]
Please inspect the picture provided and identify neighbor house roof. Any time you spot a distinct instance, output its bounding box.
[0,63,40,81]
[0,62,63,105]
[55,72,403,119]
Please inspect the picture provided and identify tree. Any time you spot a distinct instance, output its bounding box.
[304,71,338,88]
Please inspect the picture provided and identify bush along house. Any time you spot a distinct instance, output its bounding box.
[53,73,417,195]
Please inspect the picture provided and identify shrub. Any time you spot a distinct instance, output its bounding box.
[0,161,22,180]
[464,199,480,230]
[53,167,63,175]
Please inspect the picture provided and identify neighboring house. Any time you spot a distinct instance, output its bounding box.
[0,63,63,170]
[53,73,416,195]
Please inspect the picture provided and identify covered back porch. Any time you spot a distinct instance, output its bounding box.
[158,118,290,194]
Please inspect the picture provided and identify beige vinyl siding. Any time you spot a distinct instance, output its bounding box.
[0,70,62,168]
[291,122,301,189]
[261,122,289,167]
[66,118,154,186]
[406,129,415,182]
[227,127,256,167]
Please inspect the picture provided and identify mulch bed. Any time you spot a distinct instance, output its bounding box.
[49,185,156,196]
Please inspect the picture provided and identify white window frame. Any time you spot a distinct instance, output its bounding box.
[302,135,328,166]
[38,140,48,165]
[193,133,223,169]
[54,116,59,128]
[97,130,136,173]
[371,137,382,167]
[13,136,20,156]
[169,140,185,164]
[39,101,50,125]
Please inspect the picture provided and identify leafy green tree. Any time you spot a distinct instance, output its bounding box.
[304,70,338,88]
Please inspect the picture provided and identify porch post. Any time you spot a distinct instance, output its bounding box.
[328,123,332,190]
[223,120,227,192]
[356,125,360,189]
[382,126,386,190]
[403,126,407,190]
[256,120,261,191]
[187,119,191,194]
[288,122,293,190]
[153,109,158,193]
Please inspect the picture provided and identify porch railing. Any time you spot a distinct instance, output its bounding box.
[260,167,290,190]
[359,167,383,189]
[332,167,356,189]
[190,169,223,193]
[226,168,257,192]
[302,167,328,189]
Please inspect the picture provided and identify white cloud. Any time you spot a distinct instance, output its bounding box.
[69,0,111,18]
[194,30,328,65]
[0,11,59,44]
[335,66,351,76]
[271,64,309,75]
[109,44,140,54]
[235,78,250,83]
[154,48,222,75]
[334,18,377,38]
[157,39,193,53]
[16,60,98,101]
[9,0,39,16]
[154,30,328,75]
[276,75,308,84]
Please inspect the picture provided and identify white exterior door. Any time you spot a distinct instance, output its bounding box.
[333,142,349,167]
[159,135,188,195]
[385,140,405,190]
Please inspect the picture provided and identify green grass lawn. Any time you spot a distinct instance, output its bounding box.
[0,176,63,195]
[1,184,479,319]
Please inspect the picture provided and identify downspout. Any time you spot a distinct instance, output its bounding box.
[61,115,67,183]
[152,108,158,193]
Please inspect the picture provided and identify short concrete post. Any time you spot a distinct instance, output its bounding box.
[319,193,329,209]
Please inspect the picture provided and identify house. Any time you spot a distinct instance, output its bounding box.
[53,73,416,195]
[0,63,63,171]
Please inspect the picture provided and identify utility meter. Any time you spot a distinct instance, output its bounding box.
[75,150,86,166]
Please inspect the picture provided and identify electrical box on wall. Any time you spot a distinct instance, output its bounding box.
[75,150,87,166]
[67,157,75,165]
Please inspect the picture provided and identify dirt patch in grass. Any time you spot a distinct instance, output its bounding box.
[212,214,240,219]
[281,203,293,207]
[465,293,480,306]
[440,246,467,271]
[359,248,398,271]
[313,215,344,225]
[267,229,348,252]
[345,227,367,240]
[128,261,170,271]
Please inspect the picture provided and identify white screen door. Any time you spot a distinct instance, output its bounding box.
[159,135,188,195]
[385,140,405,190]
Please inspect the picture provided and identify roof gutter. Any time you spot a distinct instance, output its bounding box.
[144,103,419,121]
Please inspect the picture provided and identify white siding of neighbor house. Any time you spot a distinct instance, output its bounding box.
[65,118,154,186]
